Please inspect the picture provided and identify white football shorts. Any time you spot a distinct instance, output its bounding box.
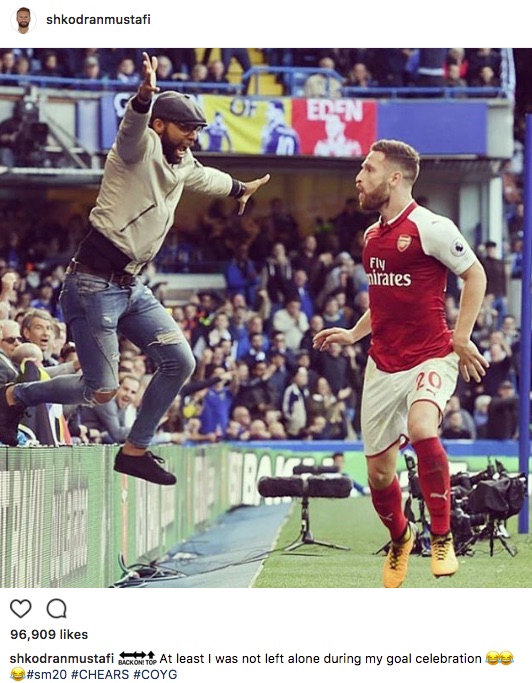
[361,352,459,456]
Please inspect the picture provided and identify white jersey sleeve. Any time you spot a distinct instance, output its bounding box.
[413,206,478,276]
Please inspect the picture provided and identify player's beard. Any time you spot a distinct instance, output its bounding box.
[18,21,29,27]
[358,181,390,213]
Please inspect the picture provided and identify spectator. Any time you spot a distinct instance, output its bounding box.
[0,319,22,386]
[481,341,513,396]
[305,375,348,439]
[272,298,309,352]
[114,57,139,85]
[0,50,17,77]
[282,367,309,438]
[231,405,252,438]
[371,49,408,87]
[184,63,209,93]
[235,314,269,360]
[225,419,247,441]
[224,243,260,308]
[199,368,234,441]
[440,410,473,439]
[155,54,176,81]
[240,332,268,368]
[291,347,316,389]
[471,66,500,93]
[441,394,476,439]
[161,48,196,79]
[344,62,377,89]
[445,63,467,89]
[268,420,287,440]
[473,394,491,439]
[232,359,275,420]
[415,49,446,88]
[321,295,348,329]
[445,48,469,80]
[267,330,296,371]
[509,236,523,279]
[38,51,64,78]
[50,320,67,361]
[30,283,56,317]
[185,416,217,443]
[480,241,507,326]
[303,56,343,99]
[318,342,352,398]
[266,348,290,410]
[221,48,251,95]
[248,418,271,440]
[260,242,294,306]
[300,314,325,367]
[486,380,518,439]
[20,309,57,367]
[229,305,251,354]
[285,269,314,320]
[206,59,231,94]
[291,234,329,296]
[333,289,355,327]
[467,49,501,84]
[316,251,357,310]
[77,56,103,82]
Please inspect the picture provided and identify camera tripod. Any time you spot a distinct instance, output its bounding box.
[284,495,350,553]
[455,515,518,557]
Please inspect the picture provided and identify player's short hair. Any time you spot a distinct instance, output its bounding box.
[17,7,30,14]
[371,139,420,184]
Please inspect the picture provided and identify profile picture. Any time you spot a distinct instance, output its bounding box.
[11,6,35,33]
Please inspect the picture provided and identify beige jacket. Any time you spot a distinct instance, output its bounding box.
[89,99,233,273]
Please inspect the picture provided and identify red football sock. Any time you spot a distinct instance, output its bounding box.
[412,437,451,535]
[370,477,408,541]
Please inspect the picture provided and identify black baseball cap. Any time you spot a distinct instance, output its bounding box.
[151,91,207,126]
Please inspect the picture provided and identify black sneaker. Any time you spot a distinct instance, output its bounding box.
[0,384,26,447]
[114,449,177,485]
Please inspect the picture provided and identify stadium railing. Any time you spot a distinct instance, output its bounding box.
[0,68,513,100]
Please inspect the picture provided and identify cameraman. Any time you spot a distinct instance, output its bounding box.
[0,99,47,167]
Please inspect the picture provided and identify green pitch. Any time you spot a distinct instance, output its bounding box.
[253,497,532,588]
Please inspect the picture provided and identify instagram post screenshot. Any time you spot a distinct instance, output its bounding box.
[0,4,531,681]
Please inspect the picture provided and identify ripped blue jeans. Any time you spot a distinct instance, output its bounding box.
[13,272,195,448]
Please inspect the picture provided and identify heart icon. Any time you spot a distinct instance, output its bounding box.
[10,600,32,618]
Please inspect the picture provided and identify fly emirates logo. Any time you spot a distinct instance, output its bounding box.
[366,257,412,287]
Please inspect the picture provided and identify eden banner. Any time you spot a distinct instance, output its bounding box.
[100,93,378,157]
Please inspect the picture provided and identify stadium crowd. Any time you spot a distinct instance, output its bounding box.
[0,185,522,446]
[0,48,507,97]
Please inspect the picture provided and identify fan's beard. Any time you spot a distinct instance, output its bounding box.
[161,136,180,164]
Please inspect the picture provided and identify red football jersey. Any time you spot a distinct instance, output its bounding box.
[363,201,477,372]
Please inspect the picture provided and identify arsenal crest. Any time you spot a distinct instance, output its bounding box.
[397,234,412,252]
